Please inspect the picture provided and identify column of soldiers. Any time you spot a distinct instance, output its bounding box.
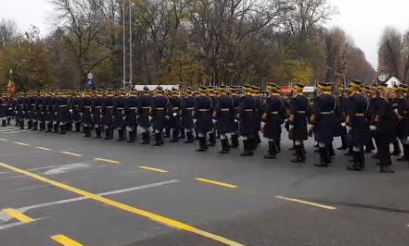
[0,80,408,173]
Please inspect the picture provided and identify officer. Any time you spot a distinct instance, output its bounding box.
[55,90,70,134]
[125,89,139,143]
[238,84,257,156]
[336,85,348,150]
[361,85,375,153]
[214,85,234,154]
[151,86,168,146]
[92,89,104,138]
[395,84,409,161]
[310,82,337,167]
[138,86,152,144]
[289,83,309,163]
[168,87,182,142]
[80,90,93,137]
[114,89,127,141]
[229,86,241,148]
[207,86,217,147]
[262,83,286,159]
[194,86,213,151]
[346,80,369,171]
[180,87,195,144]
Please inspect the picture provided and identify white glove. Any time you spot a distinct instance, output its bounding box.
[148,116,152,121]
[166,116,170,120]
[346,126,351,132]
[289,124,294,130]
[69,109,73,113]
[212,119,217,124]
[341,122,346,127]
[193,119,197,124]
[369,125,376,131]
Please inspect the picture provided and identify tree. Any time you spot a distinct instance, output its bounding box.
[378,26,403,79]
[0,19,17,48]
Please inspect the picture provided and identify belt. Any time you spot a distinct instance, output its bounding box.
[142,107,151,109]
[84,106,91,108]
[355,113,365,116]
[271,111,278,114]
[172,107,179,110]
[186,108,194,110]
[95,106,102,108]
[106,106,114,109]
[58,105,67,107]
[1,104,7,106]
[116,108,124,110]
[297,111,306,114]
[199,109,208,112]
[156,108,165,110]
[320,111,333,115]
[31,104,35,106]
[244,109,254,112]
[221,109,230,111]
[129,107,137,110]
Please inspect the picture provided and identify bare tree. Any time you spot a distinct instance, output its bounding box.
[378,26,403,79]
[0,19,17,47]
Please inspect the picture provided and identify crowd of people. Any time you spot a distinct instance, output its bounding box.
[0,80,407,173]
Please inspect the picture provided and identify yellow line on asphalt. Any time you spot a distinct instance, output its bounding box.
[0,161,246,246]
[275,196,337,210]
[52,235,85,246]
[13,142,31,146]
[195,178,238,189]
[36,147,51,151]
[61,151,83,157]
[139,166,168,173]
[3,208,34,223]
[93,158,120,164]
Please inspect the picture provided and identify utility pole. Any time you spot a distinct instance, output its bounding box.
[129,0,133,88]
[122,0,127,90]
[122,0,133,90]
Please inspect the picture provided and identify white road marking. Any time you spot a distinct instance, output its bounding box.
[36,147,51,151]
[17,180,180,212]
[43,163,90,175]
[6,184,49,193]
[0,138,7,141]
[0,218,46,231]
[4,130,27,134]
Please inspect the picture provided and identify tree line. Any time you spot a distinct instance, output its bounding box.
[0,0,375,92]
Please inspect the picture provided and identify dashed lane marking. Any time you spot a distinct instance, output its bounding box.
[275,196,337,210]
[13,141,31,146]
[195,178,238,189]
[61,151,83,157]
[2,208,34,223]
[52,235,85,246]
[36,147,51,151]
[0,161,246,246]
[0,138,7,141]
[93,158,120,164]
[139,166,168,173]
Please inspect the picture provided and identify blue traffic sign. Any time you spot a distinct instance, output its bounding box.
[86,78,94,88]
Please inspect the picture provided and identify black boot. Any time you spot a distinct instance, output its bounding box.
[169,129,179,143]
[315,147,329,167]
[32,122,38,131]
[27,120,32,129]
[20,120,25,130]
[345,146,353,156]
[74,122,81,132]
[291,145,305,163]
[264,141,277,159]
[347,151,362,171]
[180,128,186,139]
[275,139,281,153]
[230,134,239,148]
[7,118,10,125]
[184,132,194,143]
[1,120,6,127]
[196,137,206,152]
[165,128,171,138]
[397,144,409,161]
[95,128,102,138]
[392,139,401,156]
[39,122,45,131]
[338,136,348,150]
[218,139,230,154]
[59,125,66,134]
[153,133,163,146]
[240,140,253,156]
[83,127,91,137]
[104,128,111,140]
[117,129,125,141]
[46,122,52,132]
[208,132,216,147]
[53,124,59,133]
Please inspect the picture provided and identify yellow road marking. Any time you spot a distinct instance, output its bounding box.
[139,166,168,173]
[52,235,85,246]
[195,178,238,189]
[36,147,51,151]
[3,208,34,223]
[275,196,337,210]
[93,158,120,164]
[0,161,246,246]
[61,151,83,157]
[13,142,31,146]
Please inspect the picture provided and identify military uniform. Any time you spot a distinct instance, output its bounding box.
[168,88,182,142]
[207,87,217,147]
[138,86,152,144]
[214,85,234,154]
[114,90,128,141]
[92,90,104,138]
[180,88,195,144]
[239,85,258,156]
[194,86,213,151]
[395,84,409,161]
[151,86,168,146]
[229,87,241,148]
[80,90,93,137]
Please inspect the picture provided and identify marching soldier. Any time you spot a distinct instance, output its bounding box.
[16,93,25,129]
[71,91,82,132]
[214,85,234,154]
[114,89,127,141]
[92,89,104,138]
[395,84,409,161]
[346,80,370,171]
[194,86,213,151]
[168,87,182,142]
[207,86,217,147]
[253,86,263,148]
[102,89,115,140]
[151,86,168,146]
[125,89,139,143]
[138,86,152,144]
[336,86,348,150]
[55,90,71,134]
[0,92,9,127]
[310,82,337,167]
[80,90,93,137]
[180,87,195,144]
[238,85,258,156]
[289,83,309,163]
[229,86,241,148]
[262,83,286,159]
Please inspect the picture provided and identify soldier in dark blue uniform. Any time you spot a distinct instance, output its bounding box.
[180,87,195,144]
[168,87,182,142]
[346,80,370,171]
[214,85,234,154]
[194,86,213,151]
[92,89,104,138]
[102,89,115,140]
[0,92,9,127]
[362,85,375,153]
[288,83,309,163]
[114,90,127,141]
[125,89,139,143]
[229,86,241,148]
[55,90,71,134]
[368,84,383,158]
[138,86,152,144]
[151,86,168,146]
[336,86,348,150]
[262,83,286,159]
[395,84,409,161]
[71,91,82,132]
[207,86,217,147]
[37,91,47,131]
[253,86,263,148]
[238,85,258,156]
[390,86,402,156]
[310,82,337,167]
[16,93,26,129]
[80,90,93,137]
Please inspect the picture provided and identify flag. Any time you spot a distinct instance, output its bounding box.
[7,70,15,95]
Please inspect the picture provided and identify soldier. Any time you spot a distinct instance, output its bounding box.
[151,86,168,146]
[0,92,9,127]
[92,89,104,138]
[36,91,46,131]
[114,89,127,141]
[207,86,217,147]
[229,86,241,148]
[310,82,337,167]
[253,86,263,148]
[71,91,82,133]
[55,90,71,134]
[138,86,152,144]
[214,85,234,154]
[395,84,409,161]
[125,89,139,143]
[80,90,93,137]
[16,92,25,129]
[238,85,258,156]
[288,83,309,163]
[194,86,213,152]
[262,83,286,159]
[362,85,375,153]
[336,86,348,150]
[102,89,115,140]
[168,87,182,142]
[346,80,370,171]
[180,87,195,144]
[47,91,56,133]
[368,84,383,158]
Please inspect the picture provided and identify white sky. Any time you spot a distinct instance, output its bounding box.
[1,0,409,69]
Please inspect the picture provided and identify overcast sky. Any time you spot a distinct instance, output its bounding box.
[1,0,409,69]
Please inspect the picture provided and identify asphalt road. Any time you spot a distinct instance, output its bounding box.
[0,125,408,246]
